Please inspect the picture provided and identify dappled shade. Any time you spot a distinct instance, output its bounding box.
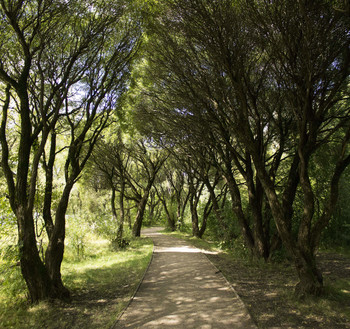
[115,228,256,328]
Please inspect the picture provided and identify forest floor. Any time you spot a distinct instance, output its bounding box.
[207,251,350,328]
[161,232,346,329]
[159,230,350,328]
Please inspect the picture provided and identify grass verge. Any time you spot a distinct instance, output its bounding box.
[0,236,153,329]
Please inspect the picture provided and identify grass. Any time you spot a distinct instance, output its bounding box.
[0,235,153,329]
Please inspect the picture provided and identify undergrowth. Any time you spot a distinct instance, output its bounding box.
[0,234,153,329]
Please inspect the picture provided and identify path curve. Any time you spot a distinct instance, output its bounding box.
[113,227,257,328]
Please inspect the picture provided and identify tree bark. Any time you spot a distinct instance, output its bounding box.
[45,183,73,299]
[204,177,228,234]
[163,199,176,231]
[190,196,201,238]
[132,192,149,237]
[224,170,255,251]
[116,182,126,245]
[198,196,212,238]
[17,206,57,302]
[294,249,323,297]
[0,85,58,302]
[42,131,56,238]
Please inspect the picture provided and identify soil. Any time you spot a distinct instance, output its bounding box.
[206,251,350,328]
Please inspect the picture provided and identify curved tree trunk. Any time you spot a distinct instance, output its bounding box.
[163,200,176,231]
[198,196,212,238]
[17,207,57,302]
[294,248,323,297]
[1,86,58,302]
[132,192,150,237]
[224,172,255,251]
[45,183,73,299]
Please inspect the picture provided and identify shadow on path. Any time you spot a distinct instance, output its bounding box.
[113,227,257,328]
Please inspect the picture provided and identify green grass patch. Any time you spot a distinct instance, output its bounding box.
[0,236,153,329]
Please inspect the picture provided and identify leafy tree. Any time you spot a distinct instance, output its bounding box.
[241,0,350,296]
[89,131,131,246]
[132,0,350,296]
[132,0,281,258]
[154,156,191,231]
[127,139,168,237]
[0,0,141,301]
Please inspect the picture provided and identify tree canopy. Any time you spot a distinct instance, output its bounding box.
[0,0,349,303]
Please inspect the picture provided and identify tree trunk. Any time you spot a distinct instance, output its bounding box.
[247,175,270,260]
[191,205,200,238]
[17,206,56,303]
[198,196,212,238]
[132,192,149,237]
[204,177,229,234]
[1,86,58,302]
[159,190,176,231]
[294,248,323,297]
[251,148,324,296]
[43,131,57,238]
[45,184,72,299]
[224,172,255,251]
[164,201,176,231]
[116,183,125,245]
[189,193,201,238]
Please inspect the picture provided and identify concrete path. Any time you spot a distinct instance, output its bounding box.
[113,227,257,329]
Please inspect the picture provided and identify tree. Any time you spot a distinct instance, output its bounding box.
[132,0,281,258]
[90,132,131,246]
[0,0,141,302]
[241,0,350,296]
[128,140,167,237]
[154,157,191,231]
[132,0,350,295]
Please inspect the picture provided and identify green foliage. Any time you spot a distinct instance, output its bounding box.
[68,188,116,242]
[0,196,16,242]
[206,201,240,244]
[0,246,26,301]
[65,216,89,260]
[0,197,26,300]
[322,168,350,248]
[0,234,153,329]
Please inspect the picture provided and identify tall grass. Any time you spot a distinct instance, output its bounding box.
[0,234,153,329]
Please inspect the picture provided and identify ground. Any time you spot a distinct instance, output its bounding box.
[207,251,350,328]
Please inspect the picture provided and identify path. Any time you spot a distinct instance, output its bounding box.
[113,227,257,328]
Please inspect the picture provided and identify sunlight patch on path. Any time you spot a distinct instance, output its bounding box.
[114,227,256,329]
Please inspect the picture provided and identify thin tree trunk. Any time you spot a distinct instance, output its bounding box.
[224,171,255,251]
[116,183,125,245]
[190,195,201,238]
[198,196,212,238]
[1,85,57,302]
[163,199,176,231]
[204,177,229,235]
[42,131,56,238]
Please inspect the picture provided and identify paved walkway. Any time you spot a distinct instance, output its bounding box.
[113,227,257,329]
